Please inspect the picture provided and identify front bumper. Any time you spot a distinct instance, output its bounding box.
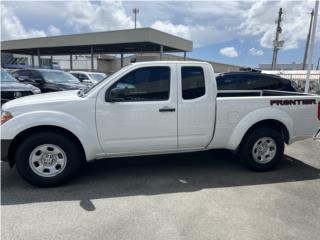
[1,139,12,162]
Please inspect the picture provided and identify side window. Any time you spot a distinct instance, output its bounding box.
[259,76,281,90]
[243,75,258,90]
[71,73,79,79]
[109,66,170,101]
[270,77,282,90]
[181,67,205,100]
[14,70,31,77]
[78,74,88,81]
[216,75,236,90]
[31,71,43,80]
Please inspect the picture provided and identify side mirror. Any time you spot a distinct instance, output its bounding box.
[17,76,29,82]
[107,88,125,102]
[33,78,44,84]
[82,79,92,85]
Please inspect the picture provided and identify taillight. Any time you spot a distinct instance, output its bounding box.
[318,101,320,120]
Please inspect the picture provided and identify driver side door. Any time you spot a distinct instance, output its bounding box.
[96,65,178,155]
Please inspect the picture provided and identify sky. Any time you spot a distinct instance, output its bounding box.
[1,0,319,68]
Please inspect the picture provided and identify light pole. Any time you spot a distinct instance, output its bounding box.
[132,8,139,29]
[271,8,284,70]
[302,10,314,70]
[305,0,319,93]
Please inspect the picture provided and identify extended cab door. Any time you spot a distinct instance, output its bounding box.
[96,64,178,155]
[177,63,216,149]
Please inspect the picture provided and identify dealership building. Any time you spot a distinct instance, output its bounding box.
[1,28,243,73]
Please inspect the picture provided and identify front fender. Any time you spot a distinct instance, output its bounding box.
[227,107,294,150]
[1,110,103,161]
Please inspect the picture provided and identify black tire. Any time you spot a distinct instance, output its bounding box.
[15,131,84,187]
[238,126,284,171]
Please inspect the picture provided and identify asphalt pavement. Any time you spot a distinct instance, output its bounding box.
[1,139,320,240]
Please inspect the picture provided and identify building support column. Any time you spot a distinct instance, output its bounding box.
[121,53,124,68]
[184,52,187,61]
[90,46,94,71]
[160,45,163,60]
[50,55,53,69]
[70,54,73,70]
[37,49,41,68]
[31,55,35,67]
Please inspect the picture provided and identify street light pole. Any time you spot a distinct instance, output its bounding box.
[132,8,139,29]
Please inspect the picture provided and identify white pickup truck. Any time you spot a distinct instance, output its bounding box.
[1,61,320,186]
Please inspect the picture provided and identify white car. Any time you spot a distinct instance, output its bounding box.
[1,61,320,187]
[70,71,107,85]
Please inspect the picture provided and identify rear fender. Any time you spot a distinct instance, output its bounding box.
[227,107,294,150]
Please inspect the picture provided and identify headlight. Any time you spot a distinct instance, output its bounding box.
[32,89,41,94]
[1,111,13,125]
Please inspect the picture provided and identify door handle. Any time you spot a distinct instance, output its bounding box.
[159,106,176,112]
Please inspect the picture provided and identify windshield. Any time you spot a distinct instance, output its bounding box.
[81,73,115,96]
[1,70,18,82]
[80,64,133,96]
[88,73,106,82]
[41,71,80,83]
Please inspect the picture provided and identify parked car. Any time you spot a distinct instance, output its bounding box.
[70,71,107,85]
[1,69,41,104]
[216,72,300,92]
[12,69,87,93]
[1,61,320,187]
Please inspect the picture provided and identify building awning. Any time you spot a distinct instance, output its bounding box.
[1,28,193,55]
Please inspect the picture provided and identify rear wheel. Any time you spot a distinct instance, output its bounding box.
[238,126,284,171]
[15,132,84,187]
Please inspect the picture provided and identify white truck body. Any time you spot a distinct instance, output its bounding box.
[2,61,320,161]
[1,61,320,186]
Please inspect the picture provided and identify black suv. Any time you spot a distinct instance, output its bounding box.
[12,69,86,93]
[216,72,299,92]
[1,69,41,104]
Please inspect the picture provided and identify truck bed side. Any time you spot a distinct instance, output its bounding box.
[208,94,320,150]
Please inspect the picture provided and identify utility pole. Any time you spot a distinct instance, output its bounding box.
[303,10,314,70]
[305,0,319,93]
[316,57,320,70]
[271,8,284,70]
[132,8,139,29]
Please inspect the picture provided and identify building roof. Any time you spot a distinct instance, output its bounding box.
[1,28,193,55]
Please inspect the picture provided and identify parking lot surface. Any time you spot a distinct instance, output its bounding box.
[1,139,320,240]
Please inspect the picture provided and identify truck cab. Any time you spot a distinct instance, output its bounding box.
[94,62,215,155]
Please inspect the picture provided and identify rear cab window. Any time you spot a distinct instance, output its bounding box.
[181,66,205,100]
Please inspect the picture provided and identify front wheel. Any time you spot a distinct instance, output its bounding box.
[15,131,84,187]
[238,126,284,171]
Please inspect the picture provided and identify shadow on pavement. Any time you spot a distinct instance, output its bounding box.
[1,150,320,207]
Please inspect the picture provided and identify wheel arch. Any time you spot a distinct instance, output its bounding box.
[8,125,86,167]
[226,107,293,150]
[240,119,290,147]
